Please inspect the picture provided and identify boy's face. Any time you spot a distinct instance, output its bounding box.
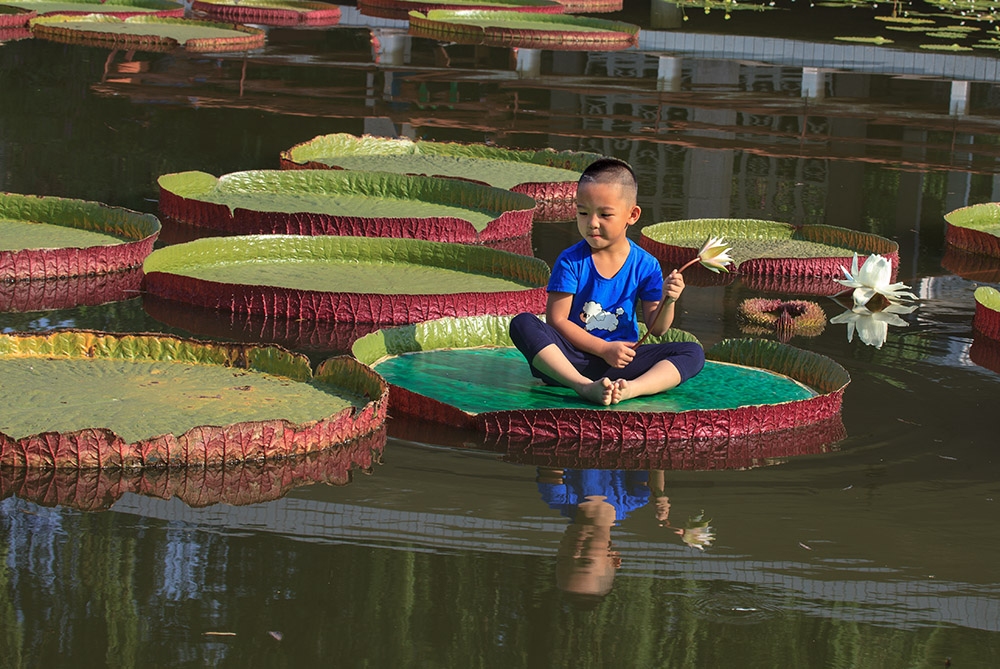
[575,180,641,252]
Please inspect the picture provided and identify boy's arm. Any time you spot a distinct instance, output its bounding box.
[641,269,684,336]
[547,292,636,368]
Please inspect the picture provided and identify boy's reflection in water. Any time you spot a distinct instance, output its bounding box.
[540,468,713,602]
[538,468,650,600]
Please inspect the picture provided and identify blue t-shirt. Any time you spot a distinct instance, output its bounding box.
[548,239,663,342]
[537,469,651,523]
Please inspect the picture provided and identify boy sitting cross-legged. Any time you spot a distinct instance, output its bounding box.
[509,158,705,406]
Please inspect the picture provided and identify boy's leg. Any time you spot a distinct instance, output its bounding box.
[605,342,705,404]
[509,313,616,406]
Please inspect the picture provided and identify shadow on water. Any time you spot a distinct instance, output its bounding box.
[2,1,1000,665]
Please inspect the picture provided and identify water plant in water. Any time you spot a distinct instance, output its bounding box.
[835,253,916,308]
[737,298,827,343]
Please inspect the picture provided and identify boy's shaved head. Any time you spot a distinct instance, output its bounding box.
[579,158,638,206]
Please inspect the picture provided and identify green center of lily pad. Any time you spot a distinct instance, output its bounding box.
[1,0,173,12]
[0,357,364,442]
[0,218,128,252]
[660,237,855,265]
[309,156,580,190]
[204,179,499,233]
[46,18,249,41]
[373,347,816,413]
[166,258,534,293]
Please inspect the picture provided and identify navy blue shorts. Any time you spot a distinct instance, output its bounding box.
[508,313,705,387]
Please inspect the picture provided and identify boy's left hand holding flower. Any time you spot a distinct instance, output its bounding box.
[663,269,685,303]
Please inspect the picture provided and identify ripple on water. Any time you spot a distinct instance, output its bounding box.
[683,584,782,625]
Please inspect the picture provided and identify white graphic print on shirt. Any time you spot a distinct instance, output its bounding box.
[580,301,625,333]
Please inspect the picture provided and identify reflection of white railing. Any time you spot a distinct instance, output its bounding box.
[337,4,1000,90]
[103,494,1000,632]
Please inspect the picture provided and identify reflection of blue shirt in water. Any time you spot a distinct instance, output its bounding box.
[537,469,650,523]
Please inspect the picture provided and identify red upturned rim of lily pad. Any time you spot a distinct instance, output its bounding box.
[974,286,1000,341]
[191,0,340,26]
[0,426,385,510]
[0,6,35,26]
[640,218,899,280]
[944,202,1000,259]
[352,315,851,444]
[158,170,536,244]
[0,191,160,282]
[1,268,142,313]
[141,235,549,326]
[279,134,602,223]
[0,330,388,470]
[408,9,640,51]
[29,14,265,53]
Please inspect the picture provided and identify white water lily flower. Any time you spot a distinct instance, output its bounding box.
[836,253,917,307]
[830,302,917,349]
[697,236,734,273]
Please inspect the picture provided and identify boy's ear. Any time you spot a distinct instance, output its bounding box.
[628,204,641,225]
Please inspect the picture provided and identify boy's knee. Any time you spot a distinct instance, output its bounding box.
[509,312,542,352]
[676,342,706,382]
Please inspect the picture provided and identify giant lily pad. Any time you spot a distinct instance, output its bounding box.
[2,0,182,17]
[280,134,604,223]
[359,0,562,21]
[640,218,899,281]
[974,285,1000,341]
[0,427,385,510]
[352,315,850,443]
[142,235,549,325]
[30,14,265,53]
[944,202,1000,258]
[0,330,387,469]
[158,170,536,244]
[407,9,640,50]
[0,191,160,281]
[191,0,340,26]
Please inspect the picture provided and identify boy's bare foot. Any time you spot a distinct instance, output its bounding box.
[611,379,635,404]
[576,377,615,406]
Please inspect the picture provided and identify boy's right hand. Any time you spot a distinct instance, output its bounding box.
[602,340,636,368]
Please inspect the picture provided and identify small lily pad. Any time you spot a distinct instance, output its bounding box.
[918,42,974,50]
[833,35,894,44]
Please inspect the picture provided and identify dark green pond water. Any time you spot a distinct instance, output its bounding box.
[2,2,1000,666]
